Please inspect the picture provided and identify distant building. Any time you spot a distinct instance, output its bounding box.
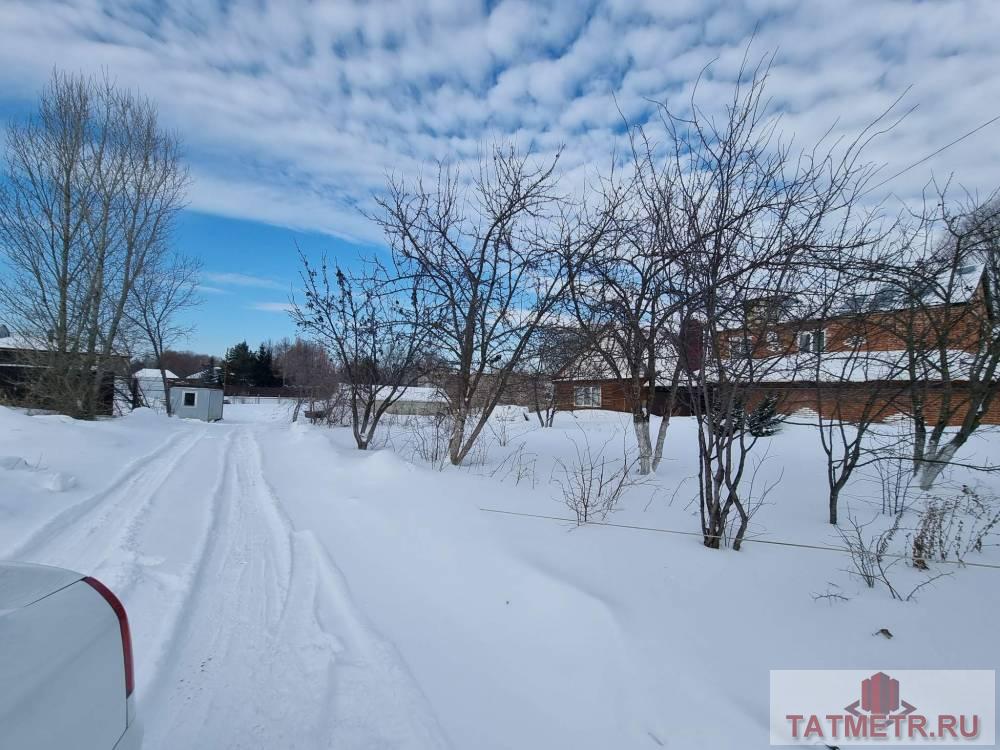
[189,365,223,385]
[717,259,1000,425]
[550,257,1000,426]
[0,324,129,415]
[552,328,696,416]
[132,368,179,411]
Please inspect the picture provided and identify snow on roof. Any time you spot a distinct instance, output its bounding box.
[134,368,178,380]
[383,386,447,402]
[839,261,986,313]
[553,338,680,381]
[0,331,49,351]
[0,326,130,359]
[732,260,989,330]
[731,349,979,384]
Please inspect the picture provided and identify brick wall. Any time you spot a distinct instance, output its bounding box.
[743,381,1000,426]
[555,379,632,413]
[725,288,989,358]
[556,377,1000,426]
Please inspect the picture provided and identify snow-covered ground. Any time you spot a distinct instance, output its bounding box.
[1,402,997,748]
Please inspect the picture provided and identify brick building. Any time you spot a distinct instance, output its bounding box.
[721,258,999,426]
[552,336,692,417]
[553,257,1000,426]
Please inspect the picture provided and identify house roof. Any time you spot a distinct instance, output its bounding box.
[834,261,986,315]
[134,368,178,380]
[0,325,130,361]
[0,330,49,351]
[169,379,223,390]
[727,348,980,384]
[553,338,681,382]
[190,365,222,379]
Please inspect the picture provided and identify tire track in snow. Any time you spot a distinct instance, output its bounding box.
[245,427,453,749]
[142,425,450,750]
[9,425,206,565]
[131,427,238,702]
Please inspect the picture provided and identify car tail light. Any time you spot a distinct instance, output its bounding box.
[83,576,134,698]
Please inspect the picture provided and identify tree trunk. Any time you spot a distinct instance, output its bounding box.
[448,410,468,466]
[650,413,670,472]
[160,369,172,416]
[829,485,840,526]
[633,414,652,475]
[703,506,723,549]
[917,443,958,490]
[731,495,749,551]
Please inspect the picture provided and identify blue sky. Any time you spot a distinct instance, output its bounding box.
[173,212,364,356]
[2,0,1000,354]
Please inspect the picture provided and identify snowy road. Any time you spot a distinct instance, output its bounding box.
[7,404,997,748]
[9,415,449,750]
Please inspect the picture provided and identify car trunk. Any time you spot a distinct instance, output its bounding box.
[0,562,127,749]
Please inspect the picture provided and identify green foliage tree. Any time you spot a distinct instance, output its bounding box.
[254,343,281,387]
[224,341,257,385]
[223,341,282,387]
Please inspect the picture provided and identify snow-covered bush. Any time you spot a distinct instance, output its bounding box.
[839,512,954,601]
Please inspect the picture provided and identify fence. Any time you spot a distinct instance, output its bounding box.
[223,385,332,399]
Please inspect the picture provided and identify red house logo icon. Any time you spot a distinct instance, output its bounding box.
[846,672,916,717]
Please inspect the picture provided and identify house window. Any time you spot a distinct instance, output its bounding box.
[730,336,751,358]
[845,334,866,349]
[798,330,826,354]
[183,391,197,407]
[574,385,602,408]
[766,331,780,352]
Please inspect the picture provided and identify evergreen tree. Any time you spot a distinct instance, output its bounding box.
[224,341,256,385]
[254,343,280,387]
[747,395,783,437]
[205,356,222,386]
[709,393,783,438]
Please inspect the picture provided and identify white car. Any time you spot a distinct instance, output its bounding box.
[0,562,141,749]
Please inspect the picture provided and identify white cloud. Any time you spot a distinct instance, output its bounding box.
[202,272,287,291]
[196,285,229,295]
[249,302,294,313]
[1,0,998,242]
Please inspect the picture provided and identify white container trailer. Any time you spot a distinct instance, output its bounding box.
[168,382,224,421]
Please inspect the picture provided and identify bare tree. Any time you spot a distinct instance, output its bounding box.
[798,236,915,525]
[154,350,217,379]
[373,144,602,465]
[292,254,430,449]
[889,188,1000,489]
[812,332,912,526]
[553,429,642,524]
[0,70,187,417]
[651,53,892,549]
[273,337,339,422]
[565,172,685,474]
[126,252,201,415]
[521,324,589,428]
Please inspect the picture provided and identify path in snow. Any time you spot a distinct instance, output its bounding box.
[15,419,449,750]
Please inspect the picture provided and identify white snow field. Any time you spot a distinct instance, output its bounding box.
[0,402,998,749]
